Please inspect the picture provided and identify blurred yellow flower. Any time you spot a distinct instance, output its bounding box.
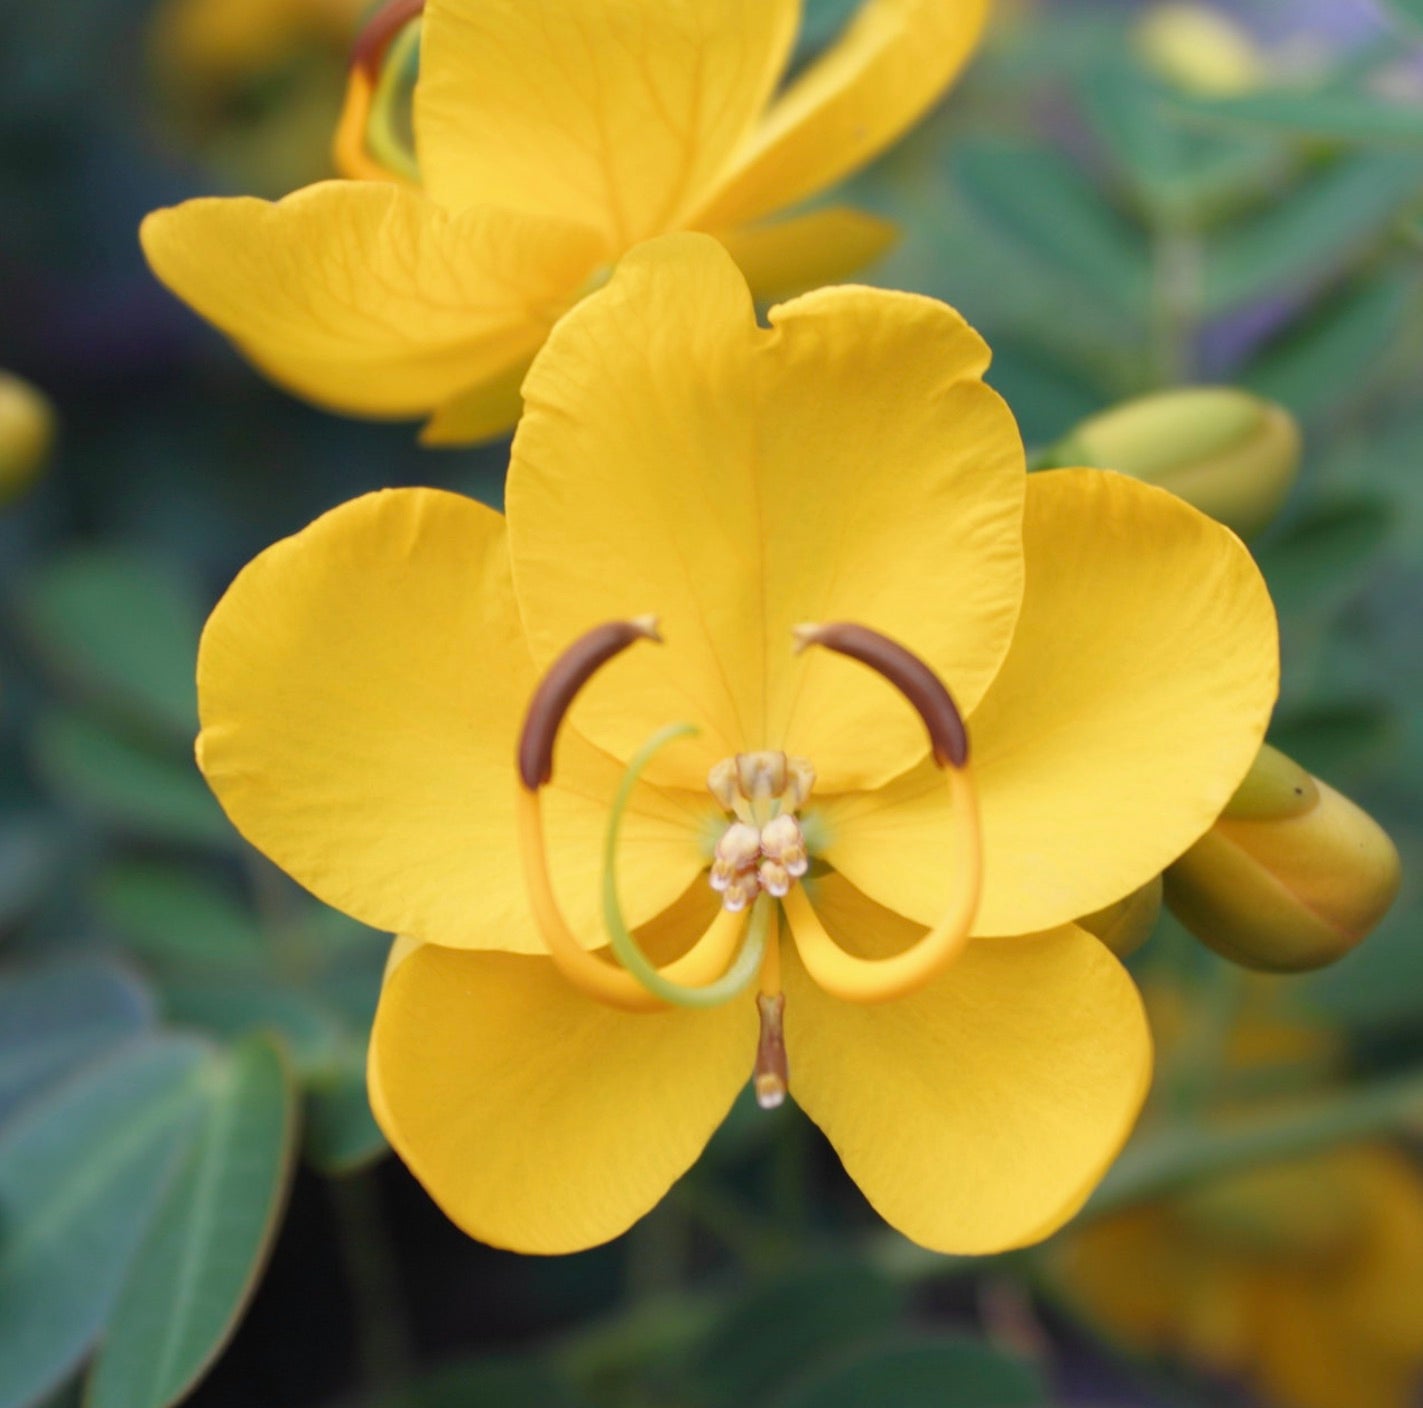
[1061,1146,1423,1408]
[140,0,988,444]
[153,0,365,87]
[193,236,1278,1253]
[0,372,54,504]
[1133,3,1262,97]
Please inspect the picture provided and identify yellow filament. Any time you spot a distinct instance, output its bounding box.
[515,786,747,1013]
[759,905,782,998]
[332,55,419,184]
[784,764,982,1004]
[332,70,389,182]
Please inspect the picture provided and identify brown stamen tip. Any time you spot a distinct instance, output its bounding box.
[517,618,661,790]
[754,993,789,1110]
[351,0,425,78]
[793,621,968,769]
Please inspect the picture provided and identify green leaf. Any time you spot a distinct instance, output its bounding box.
[693,1260,907,1406]
[0,960,155,1123]
[1384,0,1423,37]
[15,550,201,744]
[94,864,266,975]
[377,1356,591,1408]
[1245,270,1416,420]
[161,978,345,1077]
[954,137,1151,321]
[772,1335,1048,1408]
[304,1050,386,1174]
[1269,700,1396,777]
[88,1037,297,1408]
[1256,497,1394,612]
[0,1036,208,1408]
[0,818,62,932]
[1201,152,1423,316]
[1174,90,1423,148]
[33,711,234,850]
[1080,62,1287,227]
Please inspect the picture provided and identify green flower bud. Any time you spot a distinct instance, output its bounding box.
[0,372,55,504]
[1079,875,1163,959]
[1165,744,1401,973]
[1051,388,1301,539]
[1132,4,1263,98]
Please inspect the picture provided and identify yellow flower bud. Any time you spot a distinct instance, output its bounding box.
[1132,4,1263,97]
[1165,745,1401,973]
[1079,875,1163,959]
[1053,388,1300,540]
[0,373,54,504]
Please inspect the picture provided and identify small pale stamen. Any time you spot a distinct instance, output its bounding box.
[707,758,739,811]
[737,750,788,801]
[706,755,816,910]
[758,859,792,898]
[723,872,762,913]
[785,757,816,809]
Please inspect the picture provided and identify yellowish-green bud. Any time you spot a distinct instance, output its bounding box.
[1053,388,1301,540]
[1132,4,1263,97]
[1165,744,1401,973]
[0,373,55,504]
[1079,875,1163,959]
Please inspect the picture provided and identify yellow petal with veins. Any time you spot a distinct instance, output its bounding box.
[782,874,1150,1254]
[508,234,1025,793]
[716,207,898,303]
[141,181,601,423]
[197,488,708,953]
[693,0,990,231]
[823,468,1277,936]
[369,885,758,1254]
[414,0,800,253]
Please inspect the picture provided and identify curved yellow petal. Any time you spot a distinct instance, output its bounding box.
[140,181,601,419]
[824,468,1278,935]
[370,900,758,1253]
[693,0,990,230]
[198,488,707,952]
[508,234,1025,792]
[781,874,1151,1254]
[414,0,800,252]
[717,207,898,303]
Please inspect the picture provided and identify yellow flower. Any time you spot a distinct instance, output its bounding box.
[194,235,1277,1254]
[1062,1146,1423,1408]
[139,0,988,444]
[152,0,365,88]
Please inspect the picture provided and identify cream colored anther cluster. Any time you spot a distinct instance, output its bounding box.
[707,751,814,912]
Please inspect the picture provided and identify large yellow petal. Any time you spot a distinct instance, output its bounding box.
[140,181,601,420]
[716,207,898,303]
[823,469,1278,935]
[198,488,708,953]
[693,0,989,231]
[508,234,1025,793]
[781,874,1150,1254]
[370,895,758,1253]
[414,0,800,252]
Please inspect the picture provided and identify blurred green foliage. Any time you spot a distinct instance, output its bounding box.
[2,1,1422,1406]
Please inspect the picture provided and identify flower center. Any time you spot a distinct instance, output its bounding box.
[513,617,984,1108]
[707,752,815,912]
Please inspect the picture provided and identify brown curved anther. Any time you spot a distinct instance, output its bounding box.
[351,0,425,79]
[517,617,661,789]
[793,622,968,769]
